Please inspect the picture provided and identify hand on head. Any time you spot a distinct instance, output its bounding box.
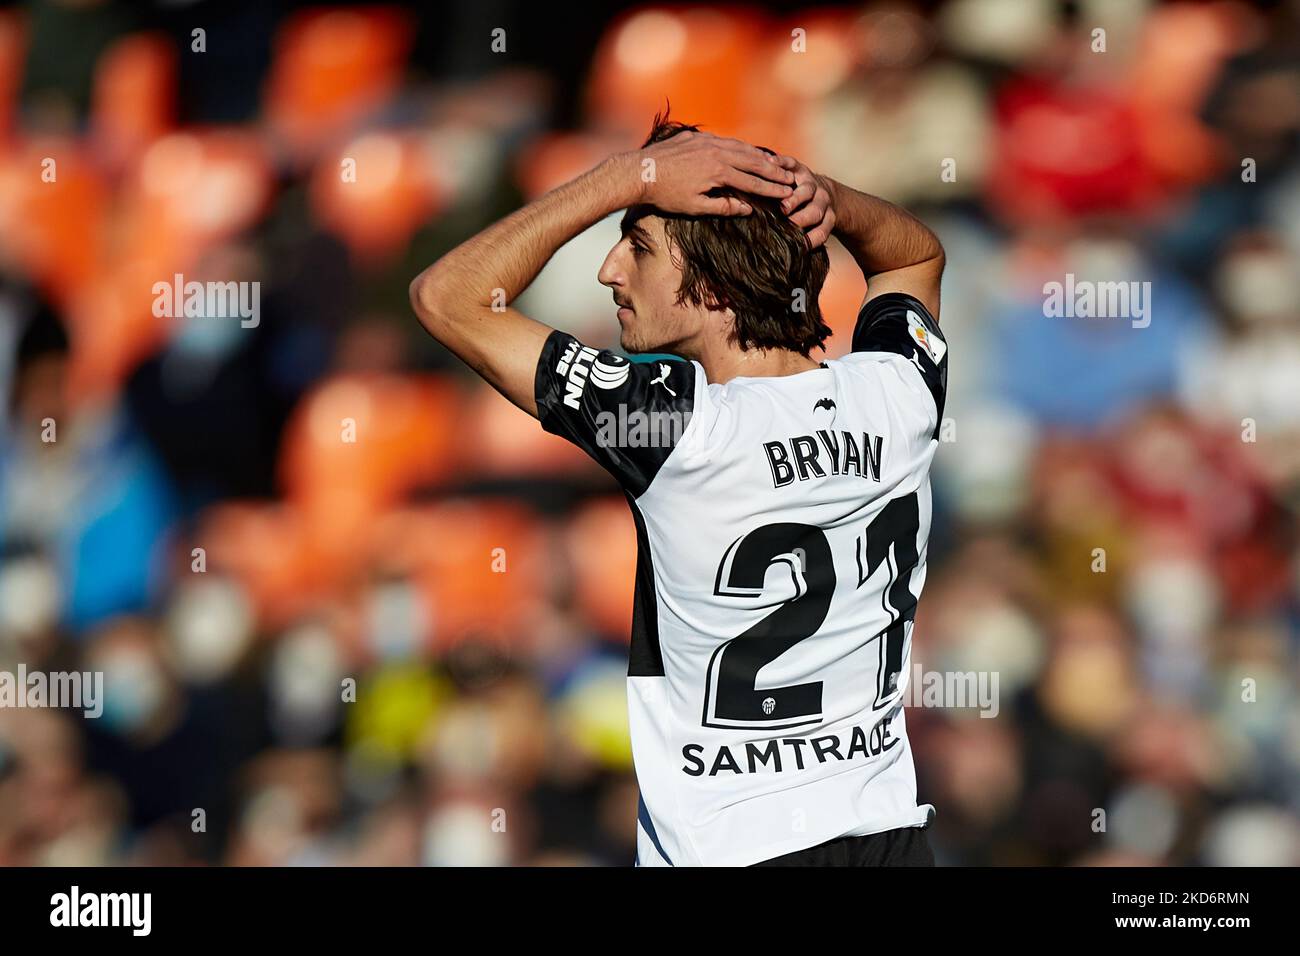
[632,131,834,249]
[633,130,795,216]
[772,153,836,250]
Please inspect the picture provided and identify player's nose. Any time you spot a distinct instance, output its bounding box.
[597,244,627,288]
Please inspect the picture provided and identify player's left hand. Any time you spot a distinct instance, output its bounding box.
[774,154,835,249]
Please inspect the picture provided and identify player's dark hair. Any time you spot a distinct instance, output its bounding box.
[637,107,832,357]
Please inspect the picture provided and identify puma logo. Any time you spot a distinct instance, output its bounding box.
[651,363,676,397]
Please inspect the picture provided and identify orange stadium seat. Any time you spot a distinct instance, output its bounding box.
[199,502,317,627]
[818,243,870,360]
[1128,2,1246,187]
[124,129,274,256]
[265,6,414,160]
[461,379,594,478]
[91,32,177,172]
[737,10,859,153]
[309,130,453,264]
[0,10,24,147]
[514,130,633,200]
[587,7,769,138]
[279,372,464,515]
[263,374,465,606]
[765,10,859,102]
[0,139,107,306]
[564,496,637,640]
[370,500,549,650]
[63,260,176,403]
[51,131,274,398]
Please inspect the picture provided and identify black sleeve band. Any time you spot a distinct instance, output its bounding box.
[852,293,947,439]
[534,330,698,496]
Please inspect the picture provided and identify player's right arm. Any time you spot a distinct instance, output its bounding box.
[409,133,795,419]
[772,155,944,323]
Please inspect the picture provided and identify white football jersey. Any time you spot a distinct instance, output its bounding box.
[534,292,947,866]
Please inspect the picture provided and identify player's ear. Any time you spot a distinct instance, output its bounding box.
[715,306,739,341]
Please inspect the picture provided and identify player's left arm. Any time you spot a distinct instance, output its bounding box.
[771,154,944,323]
[409,134,796,419]
[773,153,947,436]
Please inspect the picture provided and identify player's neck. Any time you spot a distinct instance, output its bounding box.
[689,341,822,385]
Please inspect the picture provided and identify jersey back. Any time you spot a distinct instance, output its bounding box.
[534,292,947,866]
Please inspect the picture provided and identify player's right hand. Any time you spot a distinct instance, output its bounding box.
[773,154,836,249]
[632,131,795,217]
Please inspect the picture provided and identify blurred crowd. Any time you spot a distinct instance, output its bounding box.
[1,0,1299,866]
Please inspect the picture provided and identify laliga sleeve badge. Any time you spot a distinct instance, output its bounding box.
[906,310,945,364]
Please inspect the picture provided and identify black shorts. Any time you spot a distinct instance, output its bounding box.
[750,824,935,867]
